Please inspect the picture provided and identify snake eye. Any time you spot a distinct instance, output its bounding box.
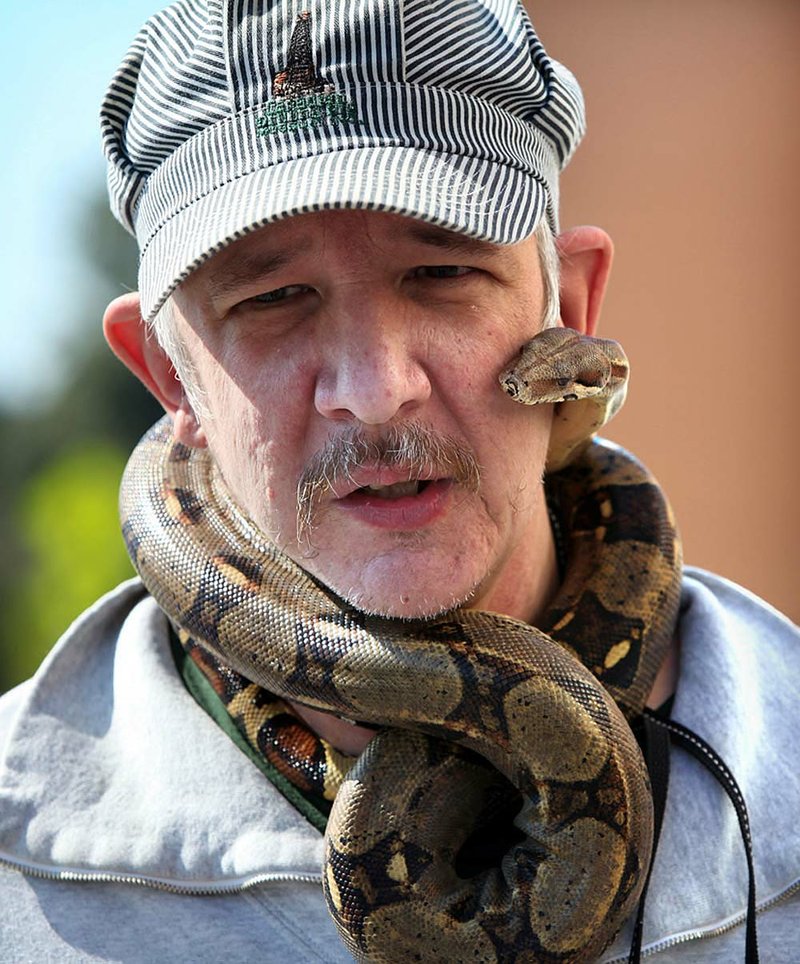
[557,377,570,388]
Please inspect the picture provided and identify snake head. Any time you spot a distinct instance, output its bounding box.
[500,328,630,412]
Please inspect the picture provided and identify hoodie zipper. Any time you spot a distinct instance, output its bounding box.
[603,877,800,961]
[5,854,800,957]
[0,853,322,897]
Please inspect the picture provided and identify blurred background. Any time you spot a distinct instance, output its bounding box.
[532,0,799,628]
[0,1,797,694]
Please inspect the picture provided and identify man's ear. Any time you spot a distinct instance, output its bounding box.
[556,226,614,337]
[103,292,207,447]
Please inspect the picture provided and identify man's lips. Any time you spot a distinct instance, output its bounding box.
[329,467,444,501]
[331,471,455,530]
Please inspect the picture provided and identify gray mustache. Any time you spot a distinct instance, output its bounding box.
[296,423,481,541]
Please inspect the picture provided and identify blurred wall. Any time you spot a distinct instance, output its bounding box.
[529,1,799,621]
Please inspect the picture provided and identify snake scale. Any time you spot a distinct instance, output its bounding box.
[120,325,682,962]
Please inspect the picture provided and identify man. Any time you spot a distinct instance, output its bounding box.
[0,2,797,961]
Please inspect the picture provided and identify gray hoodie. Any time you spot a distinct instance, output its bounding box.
[0,570,797,962]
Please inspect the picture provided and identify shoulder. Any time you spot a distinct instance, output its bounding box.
[630,568,800,960]
[0,578,335,959]
[677,565,798,705]
[0,576,325,891]
[677,558,799,701]
[0,578,153,747]
[680,566,797,638]
[602,569,799,960]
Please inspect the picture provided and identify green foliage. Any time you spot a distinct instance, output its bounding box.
[0,194,163,693]
[3,445,135,687]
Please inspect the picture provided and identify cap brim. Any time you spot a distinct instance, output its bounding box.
[139,145,548,321]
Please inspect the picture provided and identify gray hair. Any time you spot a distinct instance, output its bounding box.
[149,219,561,418]
[535,219,560,328]
[150,296,211,419]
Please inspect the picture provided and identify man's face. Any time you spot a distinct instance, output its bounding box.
[172,210,556,621]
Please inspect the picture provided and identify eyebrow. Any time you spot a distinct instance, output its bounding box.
[403,224,500,257]
[203,221,501,302]
[204,248,298,302]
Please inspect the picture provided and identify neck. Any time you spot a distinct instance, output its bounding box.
[460,492,562,625]
[645,634,681,709]
[288,701,378,756]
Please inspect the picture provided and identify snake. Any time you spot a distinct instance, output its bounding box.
[120,325,682,962]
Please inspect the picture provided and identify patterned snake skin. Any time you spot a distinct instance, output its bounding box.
[120,327,682,962]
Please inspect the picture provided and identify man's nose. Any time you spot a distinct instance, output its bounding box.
[314,313,432,425]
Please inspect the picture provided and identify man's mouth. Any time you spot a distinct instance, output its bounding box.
[329,469,439,502]
[334,476,454,530]
[358,480,432,500]
[295,424,482,540]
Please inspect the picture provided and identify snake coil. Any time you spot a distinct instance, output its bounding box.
[121,328,681,962]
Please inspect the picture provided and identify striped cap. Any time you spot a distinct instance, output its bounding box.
[101,0,585,321]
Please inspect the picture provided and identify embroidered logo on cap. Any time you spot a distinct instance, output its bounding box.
[256,11,359,137]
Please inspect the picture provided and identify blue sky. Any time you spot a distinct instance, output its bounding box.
[0,1,161,411]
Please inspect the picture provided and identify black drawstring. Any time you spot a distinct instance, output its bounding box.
[627,712,671,962]
[628,712,759,964]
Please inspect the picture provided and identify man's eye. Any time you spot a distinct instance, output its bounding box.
[248,284,312,305]
[411,265,473,280]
